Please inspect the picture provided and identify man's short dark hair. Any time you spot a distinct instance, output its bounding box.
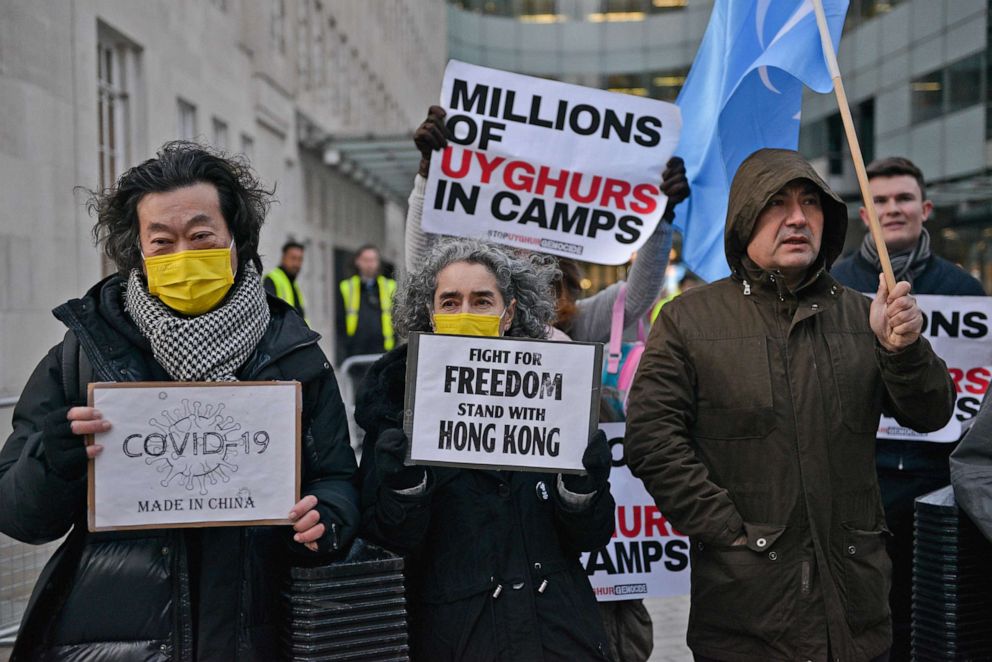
[282,241,305,254]
[88,140,274,276]
[866,156,927,199]
[354,244,380,259]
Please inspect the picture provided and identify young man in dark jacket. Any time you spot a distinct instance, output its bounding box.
[831,156,986,659]
[0,142,359,661]
[626,148,955,662]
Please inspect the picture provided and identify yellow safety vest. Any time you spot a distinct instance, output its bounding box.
[650,289,680,324]
[339,275,396,351]
[265,267,309,326]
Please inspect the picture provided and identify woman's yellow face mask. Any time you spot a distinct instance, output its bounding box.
[431,261,515,336]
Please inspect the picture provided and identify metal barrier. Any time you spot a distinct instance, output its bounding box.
[0,395,63,646]
[336,354,384,459]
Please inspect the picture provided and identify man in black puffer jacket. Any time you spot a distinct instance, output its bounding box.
[0,142,359,661]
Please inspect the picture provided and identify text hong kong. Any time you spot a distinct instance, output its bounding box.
[440,347,563,458]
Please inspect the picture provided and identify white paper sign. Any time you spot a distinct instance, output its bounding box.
[405,333,600,472]
[876,295,992,443]
[582,423,691,601]
[89,382,300,531]
[423,60,682,265]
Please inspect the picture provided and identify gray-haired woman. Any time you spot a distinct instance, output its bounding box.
[355,238,615,661]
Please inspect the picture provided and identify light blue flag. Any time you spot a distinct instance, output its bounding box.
[673,0,849,283]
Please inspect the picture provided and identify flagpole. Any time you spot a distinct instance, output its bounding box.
[811,0,896,291]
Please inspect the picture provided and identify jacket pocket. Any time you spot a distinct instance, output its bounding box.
[416,593,497,662]
[824,332,882,434]
[50,535,174,645]
[695,406,776,440]
[691,337,777,440]
[837,525,892,635]
[688,525,796,643]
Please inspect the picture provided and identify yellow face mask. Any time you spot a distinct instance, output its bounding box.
[432,309,506,337]
[144,245,235,316]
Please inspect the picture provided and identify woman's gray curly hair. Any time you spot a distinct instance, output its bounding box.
[393,238,560,340]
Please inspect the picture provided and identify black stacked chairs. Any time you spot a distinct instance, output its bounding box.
[912,486,992,661]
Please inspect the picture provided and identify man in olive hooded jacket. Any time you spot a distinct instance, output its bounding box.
[626,148,955,662]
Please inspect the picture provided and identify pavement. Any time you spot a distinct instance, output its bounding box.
[646,594,693,662]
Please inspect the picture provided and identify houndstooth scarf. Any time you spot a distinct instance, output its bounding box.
[860,226,932,285]
[124,262,270,381]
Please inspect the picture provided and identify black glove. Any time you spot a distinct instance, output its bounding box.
[660,156,689,221]
[42,405,88,481]
[375,428,427,490]
[562,430,610,495]
[414,105,451,177]
[310,503,344,554]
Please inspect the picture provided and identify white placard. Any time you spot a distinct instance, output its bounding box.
[88,382,300,531]
[404,333,601,472]
[422,60,682,266]
[582,423,691,601]
[876,295,992,443]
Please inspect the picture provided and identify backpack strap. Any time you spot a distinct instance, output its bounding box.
[606,283,627,375]
[60,330,93,404]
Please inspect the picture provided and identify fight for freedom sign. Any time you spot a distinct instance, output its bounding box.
[87,382,300,531]
[404,333,601,472]
[423,60,682,265]
[878,295,992,443]
[582,423,691,602]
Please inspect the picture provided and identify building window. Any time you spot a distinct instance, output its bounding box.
[97,27,140,192]
[240,133,255,161]
[605,73,648,97]
[177,98,197,140]
[604,69,687,102]
[799,112,844,175]
[270,0,287,55]
[212,117,229,151]
[912,52,985,125]
[648,0,687,10]
[857,98,875,166]
[844,0,907,32]
[519,0,563,22]
[649,68,688,102]
[947,53,983,114]
[589,0,685,21]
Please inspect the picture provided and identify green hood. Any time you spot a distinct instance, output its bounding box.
[724,148,848,276]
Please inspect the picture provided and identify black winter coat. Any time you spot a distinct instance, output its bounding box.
[831,251,986,298]
[355,345,614,662]
[0,276,360,662]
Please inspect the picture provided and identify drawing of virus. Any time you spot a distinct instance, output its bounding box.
[146,399,241,496]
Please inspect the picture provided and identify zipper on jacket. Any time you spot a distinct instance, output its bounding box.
[801,560,811,594]
[743,280,751,296]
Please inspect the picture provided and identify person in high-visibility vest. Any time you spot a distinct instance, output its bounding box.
[336,244,396,360]
[264,241,307,321]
